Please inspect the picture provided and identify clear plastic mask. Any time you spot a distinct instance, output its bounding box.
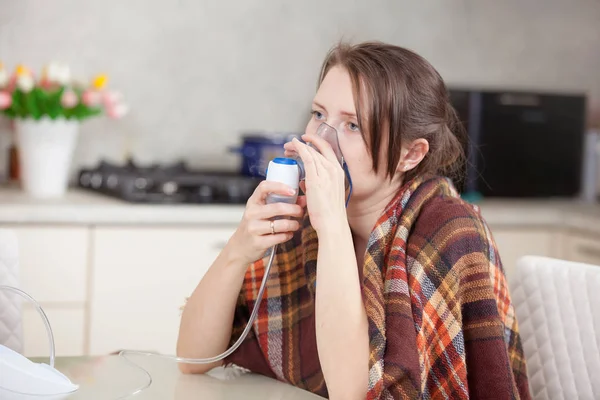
[294,122,353,206]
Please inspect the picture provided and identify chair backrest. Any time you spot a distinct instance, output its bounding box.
[510,256,600,399]
[0,229,22,353]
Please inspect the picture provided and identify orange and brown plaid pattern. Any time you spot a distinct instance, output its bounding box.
[224,176,530,399]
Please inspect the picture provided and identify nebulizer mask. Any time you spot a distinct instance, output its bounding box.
[295,122,353,207]
[0,123,353,399]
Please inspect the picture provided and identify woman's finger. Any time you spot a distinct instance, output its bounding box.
[258,232,294,249]
[247,218,300,236]
[292,138,318,180]
[283,141,295,151]
[248,202,304,220]
[248,180,297,205]
[301,133,339,165]
[272,218,301,235]
[284,149,298,158]
[296,194,307,208]
[303,142,328,171]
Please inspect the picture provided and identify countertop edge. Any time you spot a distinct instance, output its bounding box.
[0,189,599,234]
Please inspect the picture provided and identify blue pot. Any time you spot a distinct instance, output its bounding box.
[229,133,300,177]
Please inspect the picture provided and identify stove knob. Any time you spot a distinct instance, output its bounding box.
[226,184,242,201]
[162,181,178,195]
[134,178,148,190]
[79,172,91,186]
[198,185,213,201]
[106,174,119,189]
[90,173,103,189]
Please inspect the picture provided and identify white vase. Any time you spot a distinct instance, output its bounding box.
[14,117,79,198]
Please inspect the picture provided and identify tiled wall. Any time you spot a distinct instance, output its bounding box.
[1,0,599,175]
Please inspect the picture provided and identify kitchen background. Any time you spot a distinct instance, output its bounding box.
[0,0,599,177]
[1,0,600,362]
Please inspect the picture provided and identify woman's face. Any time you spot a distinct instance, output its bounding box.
[304,65,397,202]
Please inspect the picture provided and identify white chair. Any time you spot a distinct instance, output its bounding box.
[0,229,22,353]
[510,255,600,400]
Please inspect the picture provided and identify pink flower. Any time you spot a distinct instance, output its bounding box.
[82,90,101,107]
[61,89,78,108]
[0,91,12,110]
[102,90,122,105]
[106,103,129,119]
[39,77,54,90]
[6,75,17,92]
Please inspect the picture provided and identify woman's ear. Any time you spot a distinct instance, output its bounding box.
[397,139,429,173]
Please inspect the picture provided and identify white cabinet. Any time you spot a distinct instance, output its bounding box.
[89,226,237,356]
[5,225,89,303]
[1,225,89,358]
[563,232,600,266]
[489,228,558,281]
[22,305,86,357]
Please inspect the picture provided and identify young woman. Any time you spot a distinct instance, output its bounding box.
[177,41,530,400]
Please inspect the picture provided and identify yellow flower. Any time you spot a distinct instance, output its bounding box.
[15,64,32,77]
[91,74,108,90]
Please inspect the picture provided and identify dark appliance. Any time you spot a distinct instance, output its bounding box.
[77,159,261,204]
[229,133,301,178]
[449,89,587,198]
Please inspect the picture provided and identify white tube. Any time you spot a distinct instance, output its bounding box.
[0,285,56,368]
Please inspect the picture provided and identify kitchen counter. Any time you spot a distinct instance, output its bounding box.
[474,198,600,234]
[0,186,599,233]
[0,187,246,226]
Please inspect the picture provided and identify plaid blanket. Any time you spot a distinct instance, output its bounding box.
[224,175,530,399]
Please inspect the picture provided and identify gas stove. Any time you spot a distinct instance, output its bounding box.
[77,160,261,204]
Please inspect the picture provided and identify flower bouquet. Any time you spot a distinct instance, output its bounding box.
[0,62,128,197]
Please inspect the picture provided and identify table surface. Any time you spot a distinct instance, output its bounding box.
[42,355,325,399]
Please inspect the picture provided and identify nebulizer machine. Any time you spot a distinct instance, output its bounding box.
[0,122,352,399]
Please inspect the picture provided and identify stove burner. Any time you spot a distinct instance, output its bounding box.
[77,159,261,204]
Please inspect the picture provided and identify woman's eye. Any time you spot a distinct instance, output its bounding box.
[348,122,360,132]
[312,110,325,120]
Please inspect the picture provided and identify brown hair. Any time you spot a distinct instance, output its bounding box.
[318,41,466,184]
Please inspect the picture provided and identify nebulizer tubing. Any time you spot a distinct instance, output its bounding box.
[0,123,353,399]
[0,285,56,368]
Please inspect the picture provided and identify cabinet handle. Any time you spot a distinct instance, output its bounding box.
[577,244,600,260]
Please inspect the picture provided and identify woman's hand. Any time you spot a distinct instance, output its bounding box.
[284,135,347,233]
[227,180,305,266]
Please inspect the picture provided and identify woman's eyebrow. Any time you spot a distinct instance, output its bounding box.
[312,101,356,118]
[312,101,327,110]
